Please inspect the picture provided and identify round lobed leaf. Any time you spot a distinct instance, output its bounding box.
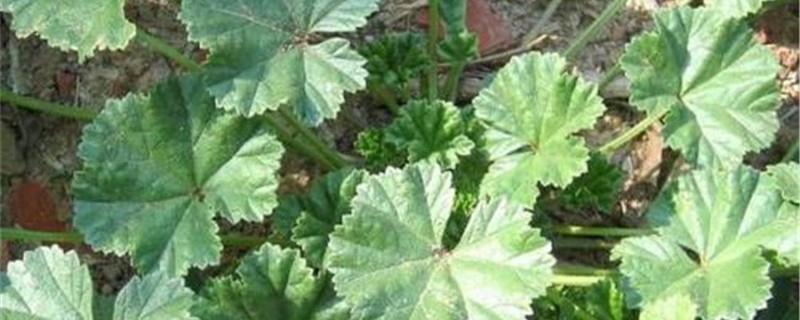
[328,163,556,319]
[0,0,136,61]
[621,7,780,167]
[612,163,797,319]
[72,75,284,277]
[179,0,379,125]
[473,52,605,207]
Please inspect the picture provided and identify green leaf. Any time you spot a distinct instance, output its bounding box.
[705,0,773,18]
[474,52,605,207]
[612,164,796,319]
[73,75,284,277]
[0,246,196,320]
[274,168,367,267]
[532,280,630,320]
[386,100,474,169]
[0,0,135,62]
[766,162,800,204]
[328,163,556,319]
[621,7,780,167]
[194,243,348,320]
[179,0,378,125]
[437,0,477,64]
[765,162,800,265]
[639,294,697,320]
[558,153,624,213]
[359,32,430,99]
[354,128,406,172]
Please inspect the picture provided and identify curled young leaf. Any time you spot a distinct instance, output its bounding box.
[179,0,379,125]
[622,7,780,167]
[73,75,284,276]
[0,0,136,61]
[0,246,195,320]
[386,100,475,169]
[612,163,797,319]
[474,52,605,207]
[328,163,556,319]
[194,243,348,320]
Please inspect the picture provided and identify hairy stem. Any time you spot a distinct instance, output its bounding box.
[0,228,265,248]
[425,0,441,100]
[597,63,623,93]
[597,109,669,155]
[276,108,348,168]
[134,28,201,71]
[442,62,465,101]
[782,138,798,163]
[0,89,97,120]
[551,274,607,286]
[262,115,337,170]
[551,225,656,237]
[563,0,626,61]
[552,237,617,249]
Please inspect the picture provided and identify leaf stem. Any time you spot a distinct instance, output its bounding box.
[552,237,617,249]
[782,138,798,163]
[597,109,669,155]
[0,89,97,120]
[370,84,400,114]
[0,227,266,248]
[563,0,626,61]
[276,108,348,169]
[551,274,607,286]
[597,63,623,93]
[442,62,465,101]
[551,225,656,237]
[262,115,337,170]
[134,28,201,71]
[425,0,441,100]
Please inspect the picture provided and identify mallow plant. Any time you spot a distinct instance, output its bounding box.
[0,0,796,319]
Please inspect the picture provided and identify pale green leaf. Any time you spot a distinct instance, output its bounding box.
[639,294,697,320]
[766,162,800,203]
[113,272,196,320]
[0,246,196,320]
[328,163,556,319]
[179,0,378,125]
[705,0,773,18]
[386,100,474,169]
[194,243,348,320]
[474,52,605,207]
[621,7,780,167]
[612,164,795,319]
[73,75,284,276]
[0,0,136,61]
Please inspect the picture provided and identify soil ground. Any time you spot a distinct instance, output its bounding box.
[1,0,797,295]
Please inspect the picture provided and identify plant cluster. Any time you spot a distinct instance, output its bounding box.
[0,0,797,319]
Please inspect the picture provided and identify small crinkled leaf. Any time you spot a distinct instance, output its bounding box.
[612,163,796,319]
[290,168,367,267]
[621,7,780,167]
[73,75,284,276]
[558,153,624,213]
[0,246,94,319]
[328,163,556,319]
[386,100,474,169]
[194,243,348,320]
[0,0,136,61]
[0,246,196,320]
[765,162,800,265]
[179,0,378,125]
[639,294,697,320]
[474,52,605,207]
[705,0,773,18]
